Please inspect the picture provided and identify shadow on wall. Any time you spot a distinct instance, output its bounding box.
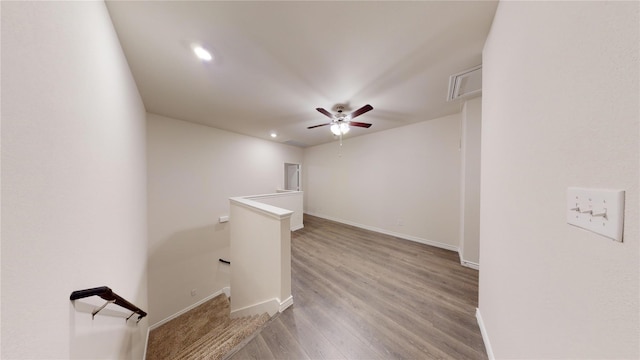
[69,286,148,360]
[68,257,149,359]
[147,222,231,324]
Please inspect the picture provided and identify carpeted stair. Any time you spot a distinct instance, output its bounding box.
[146,294,269,360]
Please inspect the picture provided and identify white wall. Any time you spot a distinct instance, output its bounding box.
[146,113,303,324]
[246,191,304,231]
[479,1,638,358]
[1,2,148,359]
[303,114,461,250]
[459,97,482,266]
[229,198,292,317]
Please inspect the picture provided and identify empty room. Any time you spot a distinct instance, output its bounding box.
[1,1,638,359]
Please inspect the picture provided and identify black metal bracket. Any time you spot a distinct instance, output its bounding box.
[70,286,147,323]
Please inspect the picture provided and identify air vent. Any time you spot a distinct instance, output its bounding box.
[447,65,482,101]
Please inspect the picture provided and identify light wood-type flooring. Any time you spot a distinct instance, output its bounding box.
[228,214,487,359]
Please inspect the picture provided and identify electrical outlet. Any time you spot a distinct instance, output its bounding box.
[190,289,197,297]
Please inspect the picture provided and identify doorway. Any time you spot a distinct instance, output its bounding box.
[284,163,301,191]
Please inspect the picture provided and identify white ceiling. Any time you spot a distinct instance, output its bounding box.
[106,1,498,147]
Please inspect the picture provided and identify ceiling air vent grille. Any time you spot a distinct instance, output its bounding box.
[447,65,482,101]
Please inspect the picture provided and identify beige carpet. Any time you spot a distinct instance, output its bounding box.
[146,294,270,360]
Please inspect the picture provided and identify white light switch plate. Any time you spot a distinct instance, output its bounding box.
[566,187,625,242]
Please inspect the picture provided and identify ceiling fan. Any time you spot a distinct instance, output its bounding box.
[308,104,373,136]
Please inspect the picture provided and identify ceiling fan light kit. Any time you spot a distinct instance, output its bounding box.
[330,122,350,136]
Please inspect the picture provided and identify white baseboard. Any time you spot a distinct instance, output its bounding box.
[149,288,228,331]
[476,308,495,360]
[143,322,150,360]
[230,296,293,318]
[461,259,480,270]
[231,298,279,318]
[305,212,459,252]
[279,295,293,312]
[291,224,304,231]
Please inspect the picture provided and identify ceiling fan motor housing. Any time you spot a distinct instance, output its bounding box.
[333,104,349,113]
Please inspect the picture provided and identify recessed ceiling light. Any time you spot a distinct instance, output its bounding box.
[193,46,212,62]
[270,132,278,138]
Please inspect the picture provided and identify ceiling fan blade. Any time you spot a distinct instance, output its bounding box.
[349,104,373,119]
[316,108,334,119]
[307,123,332,129]
[348,121,372,128]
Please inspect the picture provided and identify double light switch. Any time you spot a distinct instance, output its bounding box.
[566,187,625,242]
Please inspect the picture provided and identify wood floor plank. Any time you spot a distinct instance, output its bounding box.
[226,333,275,360]
[292,248,450,359]
[256,318,310,360]
[290,266,389,359]
[277,306,347,360]
[229,214,487,360]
